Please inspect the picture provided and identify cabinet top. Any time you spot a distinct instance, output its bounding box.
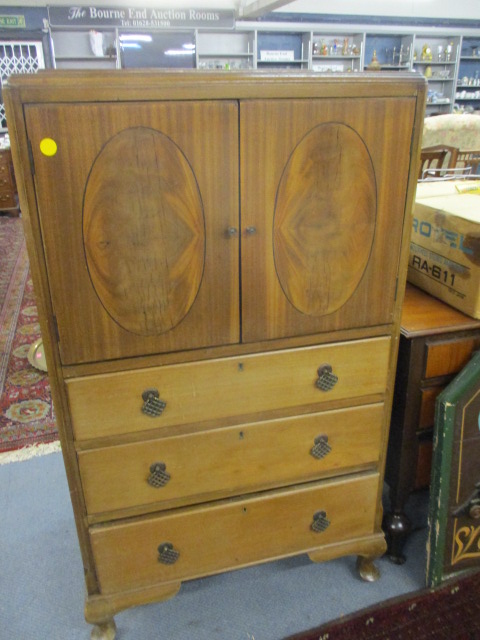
[5,69,426,104]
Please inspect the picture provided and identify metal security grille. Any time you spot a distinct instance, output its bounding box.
[0,41,45,129]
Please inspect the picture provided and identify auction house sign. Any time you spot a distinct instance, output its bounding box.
[47,6,235,29]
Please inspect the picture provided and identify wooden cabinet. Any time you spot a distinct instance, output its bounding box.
[0,147,18,213]
[5,70,426,639]
[384,283,480,564]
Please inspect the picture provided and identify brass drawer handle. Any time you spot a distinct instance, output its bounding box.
[147,462,171,488]
[158,542,180,565]
[141,388,166,417]
[311,510,330,533]
[310,435,331,460]
[316,364,338,391]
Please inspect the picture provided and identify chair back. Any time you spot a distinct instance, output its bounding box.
[419,145,458,180]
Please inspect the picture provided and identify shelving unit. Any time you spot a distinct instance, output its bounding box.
[364,34,413,71]
[46,22,480,113]
[412,36,460,113]
[196,30,255,69]
[256,31,310,69]
[311,33,363,72]
[457,37,480,111]
[51,29,119,69]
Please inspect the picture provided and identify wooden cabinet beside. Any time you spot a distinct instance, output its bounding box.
[5,71,426,639]
[0,147,18,213]
[384,283,480,564]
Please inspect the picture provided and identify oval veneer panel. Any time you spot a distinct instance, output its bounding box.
[83,127,205,336]
[274,122,376,316]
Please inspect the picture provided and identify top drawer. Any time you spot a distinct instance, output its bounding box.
[425,336,480,379]
[67,337,391,441]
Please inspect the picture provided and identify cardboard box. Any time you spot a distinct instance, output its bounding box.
[408,181,480,318]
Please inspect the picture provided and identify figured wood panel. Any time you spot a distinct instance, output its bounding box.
[90,473,379,594]
[78,403,384,515]
[67,337,390,441]
[83,127,205,336]
[25,101,239,364]
[274,122,376,316]
[240,97,416,342]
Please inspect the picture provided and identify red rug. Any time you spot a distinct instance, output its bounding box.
[0,216,57,453]
[285,570,480,640]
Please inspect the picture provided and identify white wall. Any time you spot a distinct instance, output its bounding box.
[273,0,480,20]
[6,0,480,20]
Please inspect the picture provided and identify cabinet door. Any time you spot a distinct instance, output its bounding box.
[240,97,416,342]
[25,101,239,364]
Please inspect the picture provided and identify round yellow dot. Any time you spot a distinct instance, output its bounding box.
[39,138,57,157]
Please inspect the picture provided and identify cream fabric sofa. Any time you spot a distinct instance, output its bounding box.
[422,113,480,151]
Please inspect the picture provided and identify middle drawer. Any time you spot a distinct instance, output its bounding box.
[78,403,384,518]
[67,337,390,441]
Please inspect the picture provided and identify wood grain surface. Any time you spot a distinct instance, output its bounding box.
[83,126,205,336]
[274,122,375,316]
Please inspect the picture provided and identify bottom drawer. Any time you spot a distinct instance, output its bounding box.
[90,472,379,595]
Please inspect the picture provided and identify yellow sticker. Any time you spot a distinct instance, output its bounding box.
[39,138,57,157]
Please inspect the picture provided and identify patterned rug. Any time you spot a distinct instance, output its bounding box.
[0,216,58,454]
[285,569,480,640]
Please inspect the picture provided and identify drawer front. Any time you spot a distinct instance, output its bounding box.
[419,386,444,430]
[425,337,480,379]
[0,190,15,208]
[78,403,384,516]
[90,472,379,594]
[68,337,390,441]
[0,175,12,189]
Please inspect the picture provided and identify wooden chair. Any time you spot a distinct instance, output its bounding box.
[454,150,480,175]
[418,145,459,180]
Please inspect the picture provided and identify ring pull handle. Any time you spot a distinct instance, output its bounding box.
[141,388,167,417]
[310,435,332,460]
[316,364,338,391]
[147,462,171,488]
[311,510,330,533]
[158,542,180,565]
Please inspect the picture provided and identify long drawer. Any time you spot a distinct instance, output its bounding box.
[78,403,384,516]
[90,472,379,595]
[67,337,390,441]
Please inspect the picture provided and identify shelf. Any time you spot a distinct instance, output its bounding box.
[313,55,360,61]
[413,61,457,66]
[363,65,410,70]
[55,56,116,61]
[199,53,253,58]
[258,60,308,64]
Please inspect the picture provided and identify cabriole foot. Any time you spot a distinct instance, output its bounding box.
[91,618,117,640]
[356,555,381,582]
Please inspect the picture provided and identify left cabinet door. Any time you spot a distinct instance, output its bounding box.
[25,101,240,364]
